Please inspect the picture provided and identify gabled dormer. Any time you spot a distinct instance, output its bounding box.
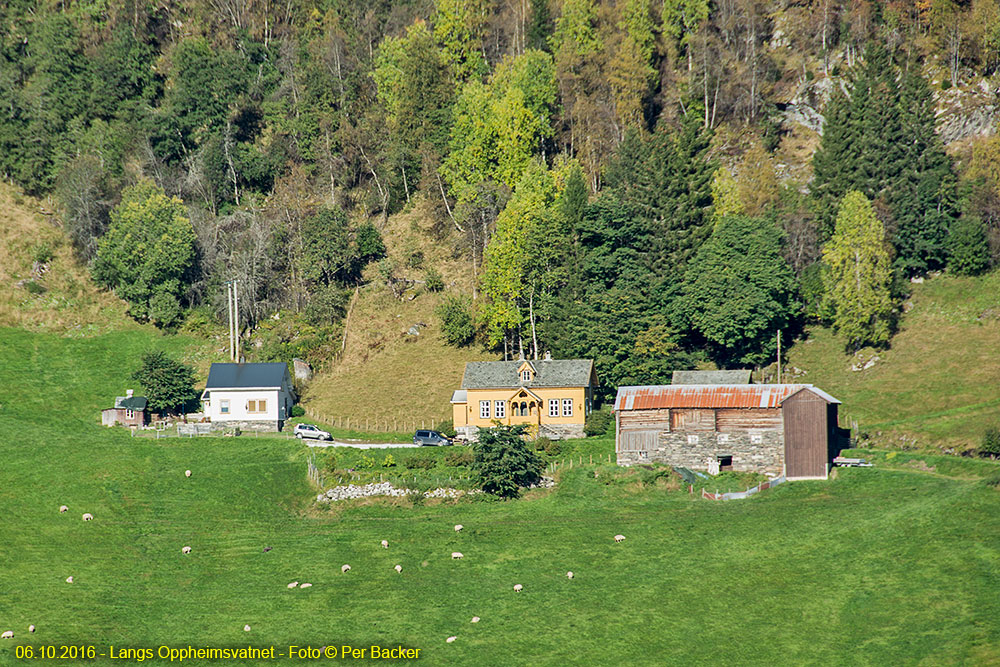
[517,360,536,384]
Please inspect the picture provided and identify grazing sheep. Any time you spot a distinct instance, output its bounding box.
[513,584,523,592]
[287,582,299,589]
[1,631,12,639]
[28,625,35,633]
[451,552,463,559]
[299,583,312,589]
[82,513,93,521]
[243,625,251,632]
[614,534,625,543]
[185,470,191,478]
[381,540,389,549]
[65,576,73,584]
[471,617,480,623]
[446,636,457,643]
[181,546,192,554]
[454,524,463,532]
[341,564,351,573]
[394,565,402,573]
[59,505,68,513]
[566,571,574,579]
[263,546,272,553]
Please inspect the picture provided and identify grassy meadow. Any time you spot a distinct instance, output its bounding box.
[2,326,1000,665]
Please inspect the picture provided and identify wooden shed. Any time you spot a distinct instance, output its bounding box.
[614,384,847,479]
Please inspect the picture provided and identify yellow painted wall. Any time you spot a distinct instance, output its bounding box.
[456,386,589,428]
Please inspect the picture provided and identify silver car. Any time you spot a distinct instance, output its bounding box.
[413,430,452,446]
[294,423,332,441]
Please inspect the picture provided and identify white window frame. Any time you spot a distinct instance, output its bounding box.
[125,408,134,419]
[562,398,573,417]
[494,400,506,418]
[548,399,559,417]
[220,400,230,414]
[521,369,531,382]
[480,400,491,419]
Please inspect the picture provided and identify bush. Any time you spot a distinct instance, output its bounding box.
[407,250,424,269]
[382,454,396,468]
[584,410,613,437]
[24,280,46,295]
[32,242,54,265]
[406,455,437,470]
[980,427,1000,459]
[424,267,444,292]
[148,291,182,329]
[472,424,544,498]
[947,215,990,276]
[304,285,350,326]
[444,448,474,466]
[533,437,561,456]
[436,294,475,347]
[437,419,456,438]
[290,405,306,418]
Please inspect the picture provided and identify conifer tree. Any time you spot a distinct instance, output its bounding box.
[822,191,894,350]
[947,215,990,276]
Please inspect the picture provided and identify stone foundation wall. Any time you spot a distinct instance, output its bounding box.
[457,423,585,442]
[210,419,282,433]
[618,429,784,475]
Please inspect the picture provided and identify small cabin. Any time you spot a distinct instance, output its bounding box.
[200,362,295,432]
[614,384,847,479]
[101,390,148,428]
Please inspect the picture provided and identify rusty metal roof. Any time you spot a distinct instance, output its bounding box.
[613,384,840,411]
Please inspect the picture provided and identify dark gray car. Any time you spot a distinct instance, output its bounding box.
[413,429,452,446]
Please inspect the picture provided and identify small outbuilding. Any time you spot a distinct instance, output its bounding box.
[101,390,148,428]
[614,384,848,479]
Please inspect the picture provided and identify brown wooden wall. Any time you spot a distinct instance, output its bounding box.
[619,408,671,431]
[782,392,828,478]
[715,408,782,431]
[670,409,715,431]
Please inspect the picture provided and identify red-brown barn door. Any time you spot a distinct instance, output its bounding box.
[782,391,828,478]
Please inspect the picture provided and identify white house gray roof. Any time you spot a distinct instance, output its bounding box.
[205,362,289,389]
[461,359,595,390]
[672,369,752,385]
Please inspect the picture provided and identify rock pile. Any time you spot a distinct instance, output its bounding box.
[316,482,477,503]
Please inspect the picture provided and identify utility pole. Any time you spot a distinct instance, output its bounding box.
[233,279,241,363]
[227,282,235,362]
[776,329,782,384]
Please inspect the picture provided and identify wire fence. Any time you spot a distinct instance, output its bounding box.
[303,409,449,434]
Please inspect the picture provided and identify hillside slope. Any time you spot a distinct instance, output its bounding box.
[301,201,499,429]
[0,184,128,331]
[788,271,1000,452]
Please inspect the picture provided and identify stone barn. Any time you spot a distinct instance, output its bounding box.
[614,384,847,479]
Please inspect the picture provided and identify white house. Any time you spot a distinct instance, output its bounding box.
[201,363,296,432]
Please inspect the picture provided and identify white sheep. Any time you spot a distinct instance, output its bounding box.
[446,636,457,643]
[82,513,93,521]
[454,524,463,532]
[341,564,351,573]
[566,571,574,579]
[451,552,463,559]
[65,576,74,584]
[1,631,12,639]
[513,584,523,592]
[243,625,251,632]
[614,534,625,543]
[287,581,299,588]
[471,617,480,623]
[394,565,402,574]
[28,625,34,633]
[181,546,192,554]
[381,540,389,549]
[59,505,68,513]
[299,583,312,589]
[185,470,192,478]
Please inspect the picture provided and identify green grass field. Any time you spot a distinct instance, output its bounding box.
[2,326,1000,666]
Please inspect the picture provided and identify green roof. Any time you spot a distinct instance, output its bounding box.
[114,396,147,410]
[461,359,595,390]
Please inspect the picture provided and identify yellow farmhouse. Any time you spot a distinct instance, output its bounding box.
[451,354,598,440]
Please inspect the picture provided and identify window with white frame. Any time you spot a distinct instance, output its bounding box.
[548,399,559,417]
[480,400,491,419]
[521,369,531,382]
[562,398,573,416]
[220,400,230,414]
[494,400,506,418]
[125,409,134,419]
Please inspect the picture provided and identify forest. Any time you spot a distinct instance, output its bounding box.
[3,0,1000,392]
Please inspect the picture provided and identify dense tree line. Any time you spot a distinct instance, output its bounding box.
[2,0,999,383]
